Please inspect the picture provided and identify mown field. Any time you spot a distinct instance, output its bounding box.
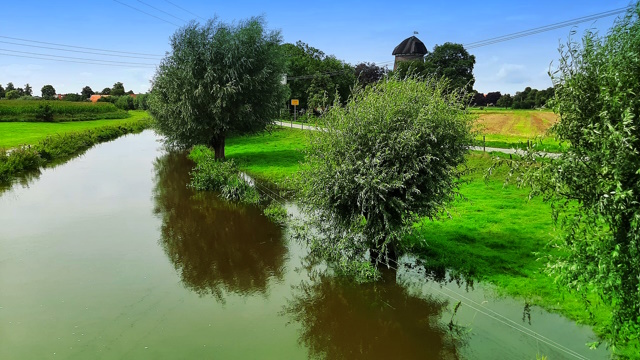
[287,108,564,152]
[472,108,564,152]
[0,100,128,122]
[217,127,637,357]
[0,110,149,148]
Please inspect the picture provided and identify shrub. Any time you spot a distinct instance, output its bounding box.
[263,202,288,224]
[188,146,261,204]
[5,90,20,100]
[35,104,55,122]
[298,76,475,279]
[115,95,135,110]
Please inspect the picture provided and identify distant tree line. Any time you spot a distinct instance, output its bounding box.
[471,86,555,109]
[0,81,147,109]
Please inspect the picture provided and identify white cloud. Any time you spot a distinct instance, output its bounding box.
[496,64,531,84]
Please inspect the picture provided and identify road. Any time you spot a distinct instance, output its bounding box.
[275,121,561,158]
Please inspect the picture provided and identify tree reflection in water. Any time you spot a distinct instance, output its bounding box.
[152,152,287,302]
[283,269,466,360]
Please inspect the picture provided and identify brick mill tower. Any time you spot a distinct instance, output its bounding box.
[392,36,428,71]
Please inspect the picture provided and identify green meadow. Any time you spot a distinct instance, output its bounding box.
[0,110,149,148]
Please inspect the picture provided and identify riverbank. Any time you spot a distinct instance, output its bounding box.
[203,127,637,357]
[0,113,153,183]
[0,110,150,148]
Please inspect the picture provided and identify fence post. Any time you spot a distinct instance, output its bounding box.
[483,135,486,152]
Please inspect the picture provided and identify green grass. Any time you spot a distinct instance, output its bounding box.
[475,134,567,152]
[0,99,128,122]
[470,108,565,152]
[0,110,149,148]
[225,127,308,186]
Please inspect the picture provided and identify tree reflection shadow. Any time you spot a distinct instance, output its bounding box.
[283,269,466,360]
[152,151,287,302]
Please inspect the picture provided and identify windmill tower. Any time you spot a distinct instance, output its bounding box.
[392,33,428,71]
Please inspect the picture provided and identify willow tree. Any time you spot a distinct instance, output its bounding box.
[149,17,288,159]
[503,4,640,346]
[298,77,474,279]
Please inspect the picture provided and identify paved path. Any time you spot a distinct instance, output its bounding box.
[275,121,560,158]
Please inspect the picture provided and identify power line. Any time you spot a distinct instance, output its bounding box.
[0,48,158,66]
[0,35,163,57]
[384,258,590,360]
[112,0,181,27]
[0,52,155,68]
[136,0,188,23]
[163,0,207,21]
[464,6,632,49]
[0,40,161,60]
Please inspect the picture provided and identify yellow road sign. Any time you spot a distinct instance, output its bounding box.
[291,99,299,106]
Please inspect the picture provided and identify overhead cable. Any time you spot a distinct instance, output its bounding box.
[112,0,181,27]
[0,35,163,57]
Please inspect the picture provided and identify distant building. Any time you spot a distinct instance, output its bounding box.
[392,36,428,71]
[90,95,109,103]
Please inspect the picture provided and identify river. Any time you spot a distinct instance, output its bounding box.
[0,130,608,359]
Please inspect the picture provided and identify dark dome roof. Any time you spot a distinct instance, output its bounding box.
[392,36,428,56]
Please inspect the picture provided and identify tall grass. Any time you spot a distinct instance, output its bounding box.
[0,100,128,122]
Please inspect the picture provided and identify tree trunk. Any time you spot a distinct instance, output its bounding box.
[210,134,226,160]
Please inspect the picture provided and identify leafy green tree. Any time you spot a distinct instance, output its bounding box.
[496,93,513,108]
[149,17,287,159]
[298,77,474,278]
[507,4,640,345]
[81,86,94,99]
[41,85,56,99]
[5,90,20,100]
[62,93,84,102]
[101,87,111,95]
[5,82,15,92]
[471,91,486,107]
[282,41,354,110]
[111,82,125,96]
[115,95,134,110]
[485,91,501,106]
[424,42,476,92]
[23,83,32,96]
[354,62,386,87]
[0,84,4,98]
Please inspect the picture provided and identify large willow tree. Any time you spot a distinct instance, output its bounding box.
[149,17,288,159]
[298,77,474,279]
[506,4,640,348]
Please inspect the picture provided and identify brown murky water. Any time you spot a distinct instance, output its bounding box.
[0,130,608,359]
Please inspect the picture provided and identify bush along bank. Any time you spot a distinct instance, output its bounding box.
[188,145,260,204]
[0,118,153,182]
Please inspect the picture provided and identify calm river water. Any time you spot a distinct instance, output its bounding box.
[0,130,609,359]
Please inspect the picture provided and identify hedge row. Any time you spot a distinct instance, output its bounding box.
[0,118,153,182]
[0,100,129,122]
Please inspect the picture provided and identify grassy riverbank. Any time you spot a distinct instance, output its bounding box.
[209,127,637,357]
[0,114,153,182]
[0,110,149,148]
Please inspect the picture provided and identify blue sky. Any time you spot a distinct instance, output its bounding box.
[0,1,633,96]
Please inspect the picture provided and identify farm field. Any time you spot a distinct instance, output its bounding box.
[472,108,564,151]
[0,110,150,148]
[0,100,128,122]
[284,108,565,152]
